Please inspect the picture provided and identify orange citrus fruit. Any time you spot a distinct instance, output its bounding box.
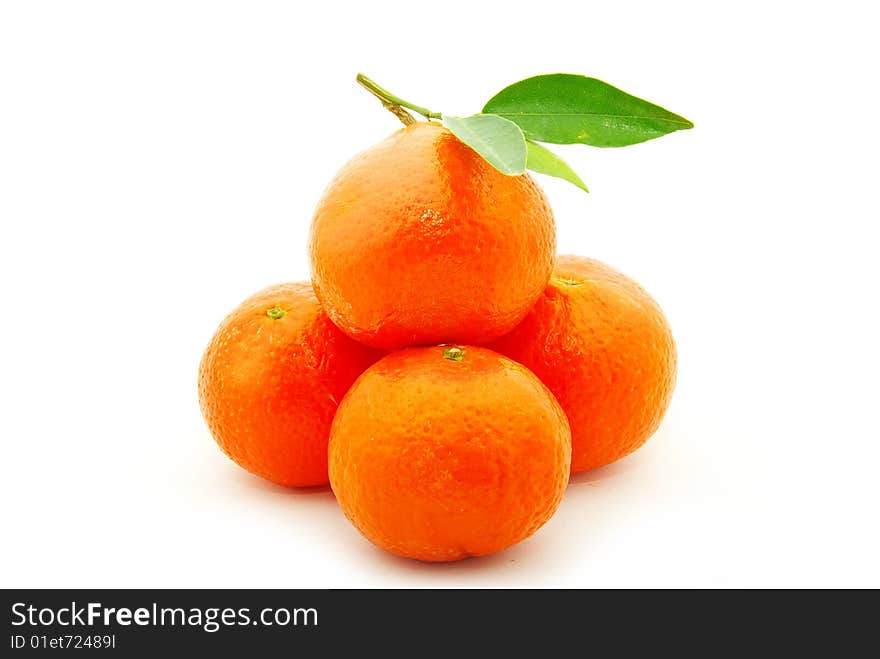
[328,345,571,561]
[309,122,556,350]
[198,283,381,487]
[489,256,676,473]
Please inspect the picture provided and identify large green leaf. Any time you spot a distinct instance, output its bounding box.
[526,141,588,192]
[442,114,527,175]
[483,74,693,147]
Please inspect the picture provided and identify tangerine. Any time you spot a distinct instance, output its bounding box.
[489,256,676,473]
[309,122,555,349]
[328,345,571,561]
[198,283,381,487]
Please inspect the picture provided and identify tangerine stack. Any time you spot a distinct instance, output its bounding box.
[199,122,676,562]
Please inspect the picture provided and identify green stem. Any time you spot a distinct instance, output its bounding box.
[356,73,442,126]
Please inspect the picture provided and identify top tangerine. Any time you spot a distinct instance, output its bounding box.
[309,122,556,350]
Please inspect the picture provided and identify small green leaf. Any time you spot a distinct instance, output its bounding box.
[525,141,588,192]
[483,74,693,148]
[442,114,527,175]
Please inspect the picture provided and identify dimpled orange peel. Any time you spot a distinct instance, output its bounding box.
[309,121,555,350]
[328,345,571,561]
[199,283,382,487]
[490,256,677,472]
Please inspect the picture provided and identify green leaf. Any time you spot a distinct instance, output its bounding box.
[525,141,588,192]
[442,114,527,175]
[483,74,693,148]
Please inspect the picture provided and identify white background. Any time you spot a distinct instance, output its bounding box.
[1,1,878,588]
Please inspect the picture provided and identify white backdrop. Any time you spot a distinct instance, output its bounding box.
[1,1,878,588]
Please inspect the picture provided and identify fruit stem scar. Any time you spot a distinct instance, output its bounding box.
[266,305,286,320]
[356,73,443,126]
[552,277,582,287]
[443,347,465,362]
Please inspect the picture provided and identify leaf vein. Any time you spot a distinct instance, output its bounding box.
[494,112,691,125]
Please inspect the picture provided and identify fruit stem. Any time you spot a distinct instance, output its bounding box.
[267,305,286,320]
[552,277,582,287]
[356,73,442,126]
